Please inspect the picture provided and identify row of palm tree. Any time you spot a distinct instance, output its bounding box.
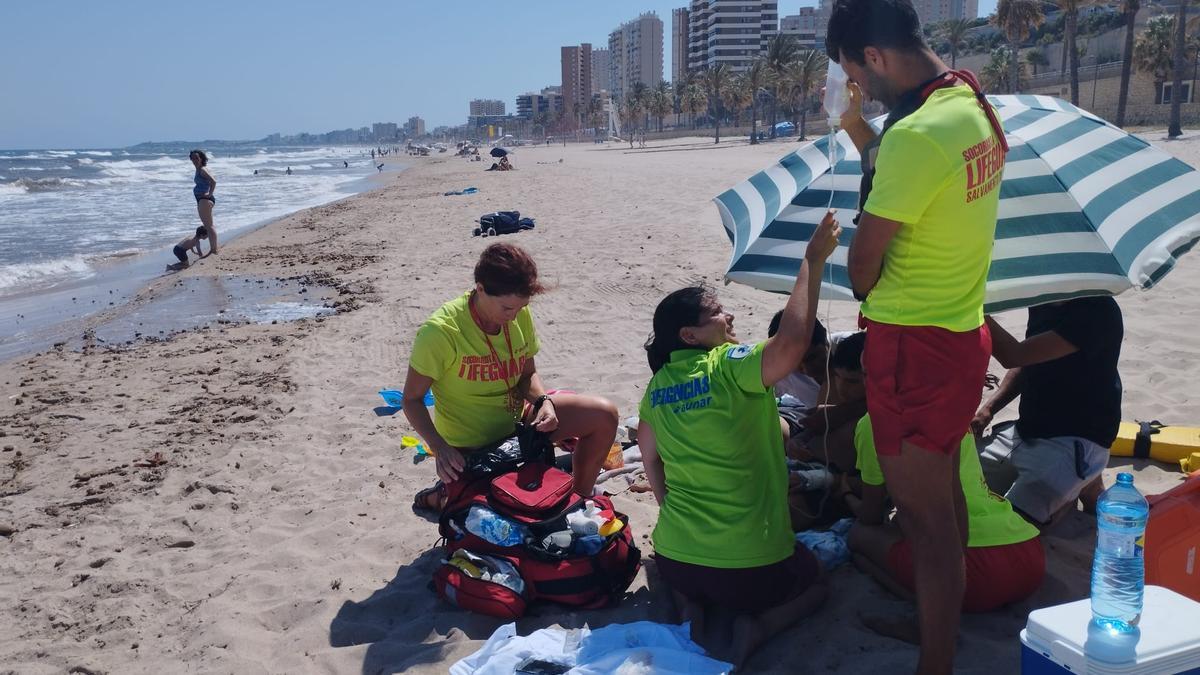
[615,36,831,145]
[984,0,1195,136]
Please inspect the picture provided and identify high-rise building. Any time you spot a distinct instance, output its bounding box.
[405,116,425,136]
[685,1,779,75]
[671,7,690,83]
[591,48,612,94]
[469,99,506,116]
[561,43,594,128]
[608,11,664,100]
[780,7,826,51]
[372,122,398,140]
[911,0,978,23]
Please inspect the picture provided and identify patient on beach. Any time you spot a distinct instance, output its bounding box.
[167,226,209,270]
[844,415,1045,642]
[403,243,618,512]
[636,211,839,668]
[974,297,1123,525]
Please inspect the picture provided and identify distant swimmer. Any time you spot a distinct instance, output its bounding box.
[344,160,349,168]
[285,166,292,175]
[254,169,258,175]
[189,150,218,254]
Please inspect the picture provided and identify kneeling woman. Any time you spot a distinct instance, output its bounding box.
[846,413,1045,620]
[637,213,840,668]
[404,243,618,507]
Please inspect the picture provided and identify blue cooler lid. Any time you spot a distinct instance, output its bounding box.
[1022,586,1200,674]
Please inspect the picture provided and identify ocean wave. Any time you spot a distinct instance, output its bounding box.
[0,255,93,291]
[81,150,113,156]
[0,176,89,194]
[78,157,94,164]
[46,150,76,157]
[98,155,186,181]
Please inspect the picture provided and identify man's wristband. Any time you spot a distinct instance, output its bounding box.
[534,394,552,409]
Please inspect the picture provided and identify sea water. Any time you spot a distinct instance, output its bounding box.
[0,144,389,360]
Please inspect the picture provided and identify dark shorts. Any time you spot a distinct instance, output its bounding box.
[196,194,215,204]
[654,544,820,614]
[887,536,1045,613]
[861,317,991,456]
[172,245,189,263]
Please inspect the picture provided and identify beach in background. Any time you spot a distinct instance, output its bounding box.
[0,135,1197,673]
[0,145,399,361]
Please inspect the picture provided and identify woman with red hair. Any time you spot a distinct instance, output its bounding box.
[404,242,619,510]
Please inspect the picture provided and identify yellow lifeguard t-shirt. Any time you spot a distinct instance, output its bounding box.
[862,86,1004,332]
[409,292,539,448]
[638,343,793,569]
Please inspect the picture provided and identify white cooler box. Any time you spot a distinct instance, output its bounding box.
[1021,586,1200,674]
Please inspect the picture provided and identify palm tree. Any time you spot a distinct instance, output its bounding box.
[1115,0,1140,127]
[782,49,828,140]
[682,80,707,129]
[742,60,773,144]
[629,81,650,132]
[702,64,733,143]
[650,80,673,132]
[1168,0,1190,137]
[1134,15,1176,105]
[982,46,1018,92]
[1055,0,1086,104]
[764,34,800,135]
[725,76,753,127]
[1025,48,1050,75]
[941,18,974,68]
[994,0,1044,93]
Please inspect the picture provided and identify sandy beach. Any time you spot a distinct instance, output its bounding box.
[1,133,1198,674]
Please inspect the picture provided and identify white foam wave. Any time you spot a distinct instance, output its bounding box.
[81,150,113,156]
[46,150,76,157]
[78,157,94,165]
[0,255,94,291]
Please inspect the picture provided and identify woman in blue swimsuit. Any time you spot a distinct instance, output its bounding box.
[189,150,218,255]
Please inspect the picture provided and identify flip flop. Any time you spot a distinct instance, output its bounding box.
[412,481,446,516]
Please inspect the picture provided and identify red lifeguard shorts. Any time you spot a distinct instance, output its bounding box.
[860,317,991,456]
[887,536,1046,612]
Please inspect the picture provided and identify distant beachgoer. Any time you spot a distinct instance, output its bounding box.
[376,163,384,172]
[285,166,292,175]
[189,150,217,255]
[254,169,259,175]
[344,160,349,168]
[498,156,514,171]
[170,226,210,269]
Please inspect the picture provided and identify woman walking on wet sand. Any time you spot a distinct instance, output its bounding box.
[189,150,218,255]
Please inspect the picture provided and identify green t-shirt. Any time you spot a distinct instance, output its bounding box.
[638,342,793,568]
[409,292,540,448]
[854,415,1039,548]
[862,86,1004,332]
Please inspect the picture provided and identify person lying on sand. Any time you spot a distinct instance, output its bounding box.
[635,212,839,669]
[842,414,1045,644]
[404,243,618,512]
[168,226,209,269]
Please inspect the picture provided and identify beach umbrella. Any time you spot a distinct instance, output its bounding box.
[490,147,511,158]
[714,95,1200,313]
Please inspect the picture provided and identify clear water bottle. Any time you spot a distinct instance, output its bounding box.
[1091,473,1149,635]
[465,506,527,547]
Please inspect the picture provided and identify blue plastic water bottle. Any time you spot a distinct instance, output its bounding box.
[1090,473,1149,635]
[465,506,527,547]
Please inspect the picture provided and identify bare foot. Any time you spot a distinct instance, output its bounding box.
[860,609,921,645]
[730,614,761,670]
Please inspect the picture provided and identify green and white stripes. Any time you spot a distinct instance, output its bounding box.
[715,96,1200,313]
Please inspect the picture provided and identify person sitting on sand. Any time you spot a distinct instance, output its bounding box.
[498,156,514,171]
[844,414,1044,637]
[169,226,209,269]
[636,212,840,668]
[972,297,1123,525]
[405,243,619,510]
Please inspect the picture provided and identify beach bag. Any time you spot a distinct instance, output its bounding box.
[432,549,527,620]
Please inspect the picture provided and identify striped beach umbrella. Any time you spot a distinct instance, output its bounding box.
[714,95,1200,313]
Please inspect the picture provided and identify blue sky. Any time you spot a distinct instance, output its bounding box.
[0,0,997,149]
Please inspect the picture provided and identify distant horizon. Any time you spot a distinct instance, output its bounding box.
[1,0,994,150]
